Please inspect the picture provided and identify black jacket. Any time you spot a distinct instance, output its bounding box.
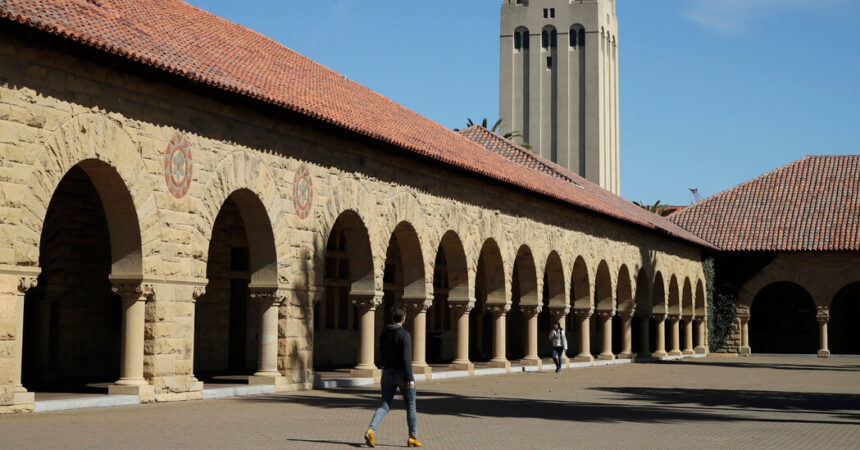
[380,323,414,382]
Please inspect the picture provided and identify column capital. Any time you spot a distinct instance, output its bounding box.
[618,308,635,320]
[17,275,38,294]
[249,288,284,307]
[192,285,207,300]
[402,296,433,313]
[816,305,830,323]
[651,312,667,321]
[351,292,383,312]
[736,306,751,319]
[111,281,155,301]
[520,304,542,318]
[574,307,594,319]
[681,314,694,323]
[486,303,510,317]
[597,309,616,319]
[667,313,681,322]
[448,301,475,314]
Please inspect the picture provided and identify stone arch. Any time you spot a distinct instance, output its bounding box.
[26,113,152,276]
[571,256,592,309]
[513,245,539,307]
[594,261,613,312]
[386,222,427,300]
[653,272,667,315]
[544,251,566,308]
[667,275,681,316]
[200,151,282,283]
[616,265,634,315]
[695,279,706,318]
[477,238,507,305]
[315,180,376,291]
[436,231,470,302]
[682,277,693,318]
[750,282,817,354]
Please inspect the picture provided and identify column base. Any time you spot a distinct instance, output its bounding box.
[652,351,668,358]
[817,350,831,358]
[694,346,707,355]
[520,357,542,369]
[413,364,432,380]
[668,350,683,357]
[350,367,382,381]
[487,360,511,372]
[573,354,593,363]
[109,383,155,402]
[249,375,288,388]
[597,353,615,361]
[618,352,634,360]
[682,350,695,356]
[738,346,751,357]
[448,361,475,375]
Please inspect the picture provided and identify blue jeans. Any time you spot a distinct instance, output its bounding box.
[369,369,417,438]
[552,347,565,368]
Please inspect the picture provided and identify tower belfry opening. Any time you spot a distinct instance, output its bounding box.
[500,0,620,194]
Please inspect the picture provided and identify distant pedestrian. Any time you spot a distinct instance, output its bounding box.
[549,322,568,373]
[364,306,422,448]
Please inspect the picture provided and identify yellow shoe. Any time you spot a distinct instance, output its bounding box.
[407,436,423,447]
[365,429,375,448]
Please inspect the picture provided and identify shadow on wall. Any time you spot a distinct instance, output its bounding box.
[239,385,859,425]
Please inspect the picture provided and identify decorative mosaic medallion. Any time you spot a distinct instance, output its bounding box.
[292,164,313,219]
[164,134,193,199]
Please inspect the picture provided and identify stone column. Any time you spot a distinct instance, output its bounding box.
[694,317,707,355]
[550,306,571,368]
[448,301,474,374]
[108,281,154,398]
[350,293,382,379]
[598,309,615,361]
[520,305,542,368]
[573,308,594,363]
[737,308,751,356]
[618,309,635,360]
[638,315,651,358]
[487,304,511,371]
[652,313,668,357]
[668,314,682,357]
[249,289,286,386]
[404,297,433,379]
[817,306,830,358]
[10,276,37,407]
[682,316,695,356]
[188,285,206,392]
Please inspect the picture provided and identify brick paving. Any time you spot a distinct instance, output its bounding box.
[1,356,858,449]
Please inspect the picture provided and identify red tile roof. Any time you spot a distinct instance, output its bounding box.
[459,127,714,247]
[0,0,713,248]
[669,155,860,251]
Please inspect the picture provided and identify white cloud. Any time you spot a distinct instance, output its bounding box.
[684,0,846,34]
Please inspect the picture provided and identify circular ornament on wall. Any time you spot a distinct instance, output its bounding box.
[164,133,193,199]
[293,164,313,219]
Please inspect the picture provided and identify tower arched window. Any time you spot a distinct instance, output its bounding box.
[570,30,577,48]
[541,30,549,49]
[551,30,557,48]
[579,29,586,47]
[514,32,522,50]
[523,31,529,48]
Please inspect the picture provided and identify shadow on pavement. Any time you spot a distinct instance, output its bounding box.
[239,386,858,425]
[654,359,860,373]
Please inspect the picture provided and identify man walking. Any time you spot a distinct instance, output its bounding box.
[365,306,422,448]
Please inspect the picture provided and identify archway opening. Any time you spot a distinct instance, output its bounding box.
[566,257,590,357]
[632,269,650,356]
[829,283,860,355]
[593,262,612,355]
[431,231,469,365]
[651,272,666,353]
[22,161,141,395]
[613,266,633,355]
[195,189,277,384]
[471,240,504,363]
[540,252,565,358]
[313,211,373,372]
[750,282,817,354]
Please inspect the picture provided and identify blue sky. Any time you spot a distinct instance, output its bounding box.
[185,0,860,205]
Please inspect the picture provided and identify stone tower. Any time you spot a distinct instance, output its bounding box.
[500,0,620,194]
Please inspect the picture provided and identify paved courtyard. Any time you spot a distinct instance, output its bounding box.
[1,356,858,449]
